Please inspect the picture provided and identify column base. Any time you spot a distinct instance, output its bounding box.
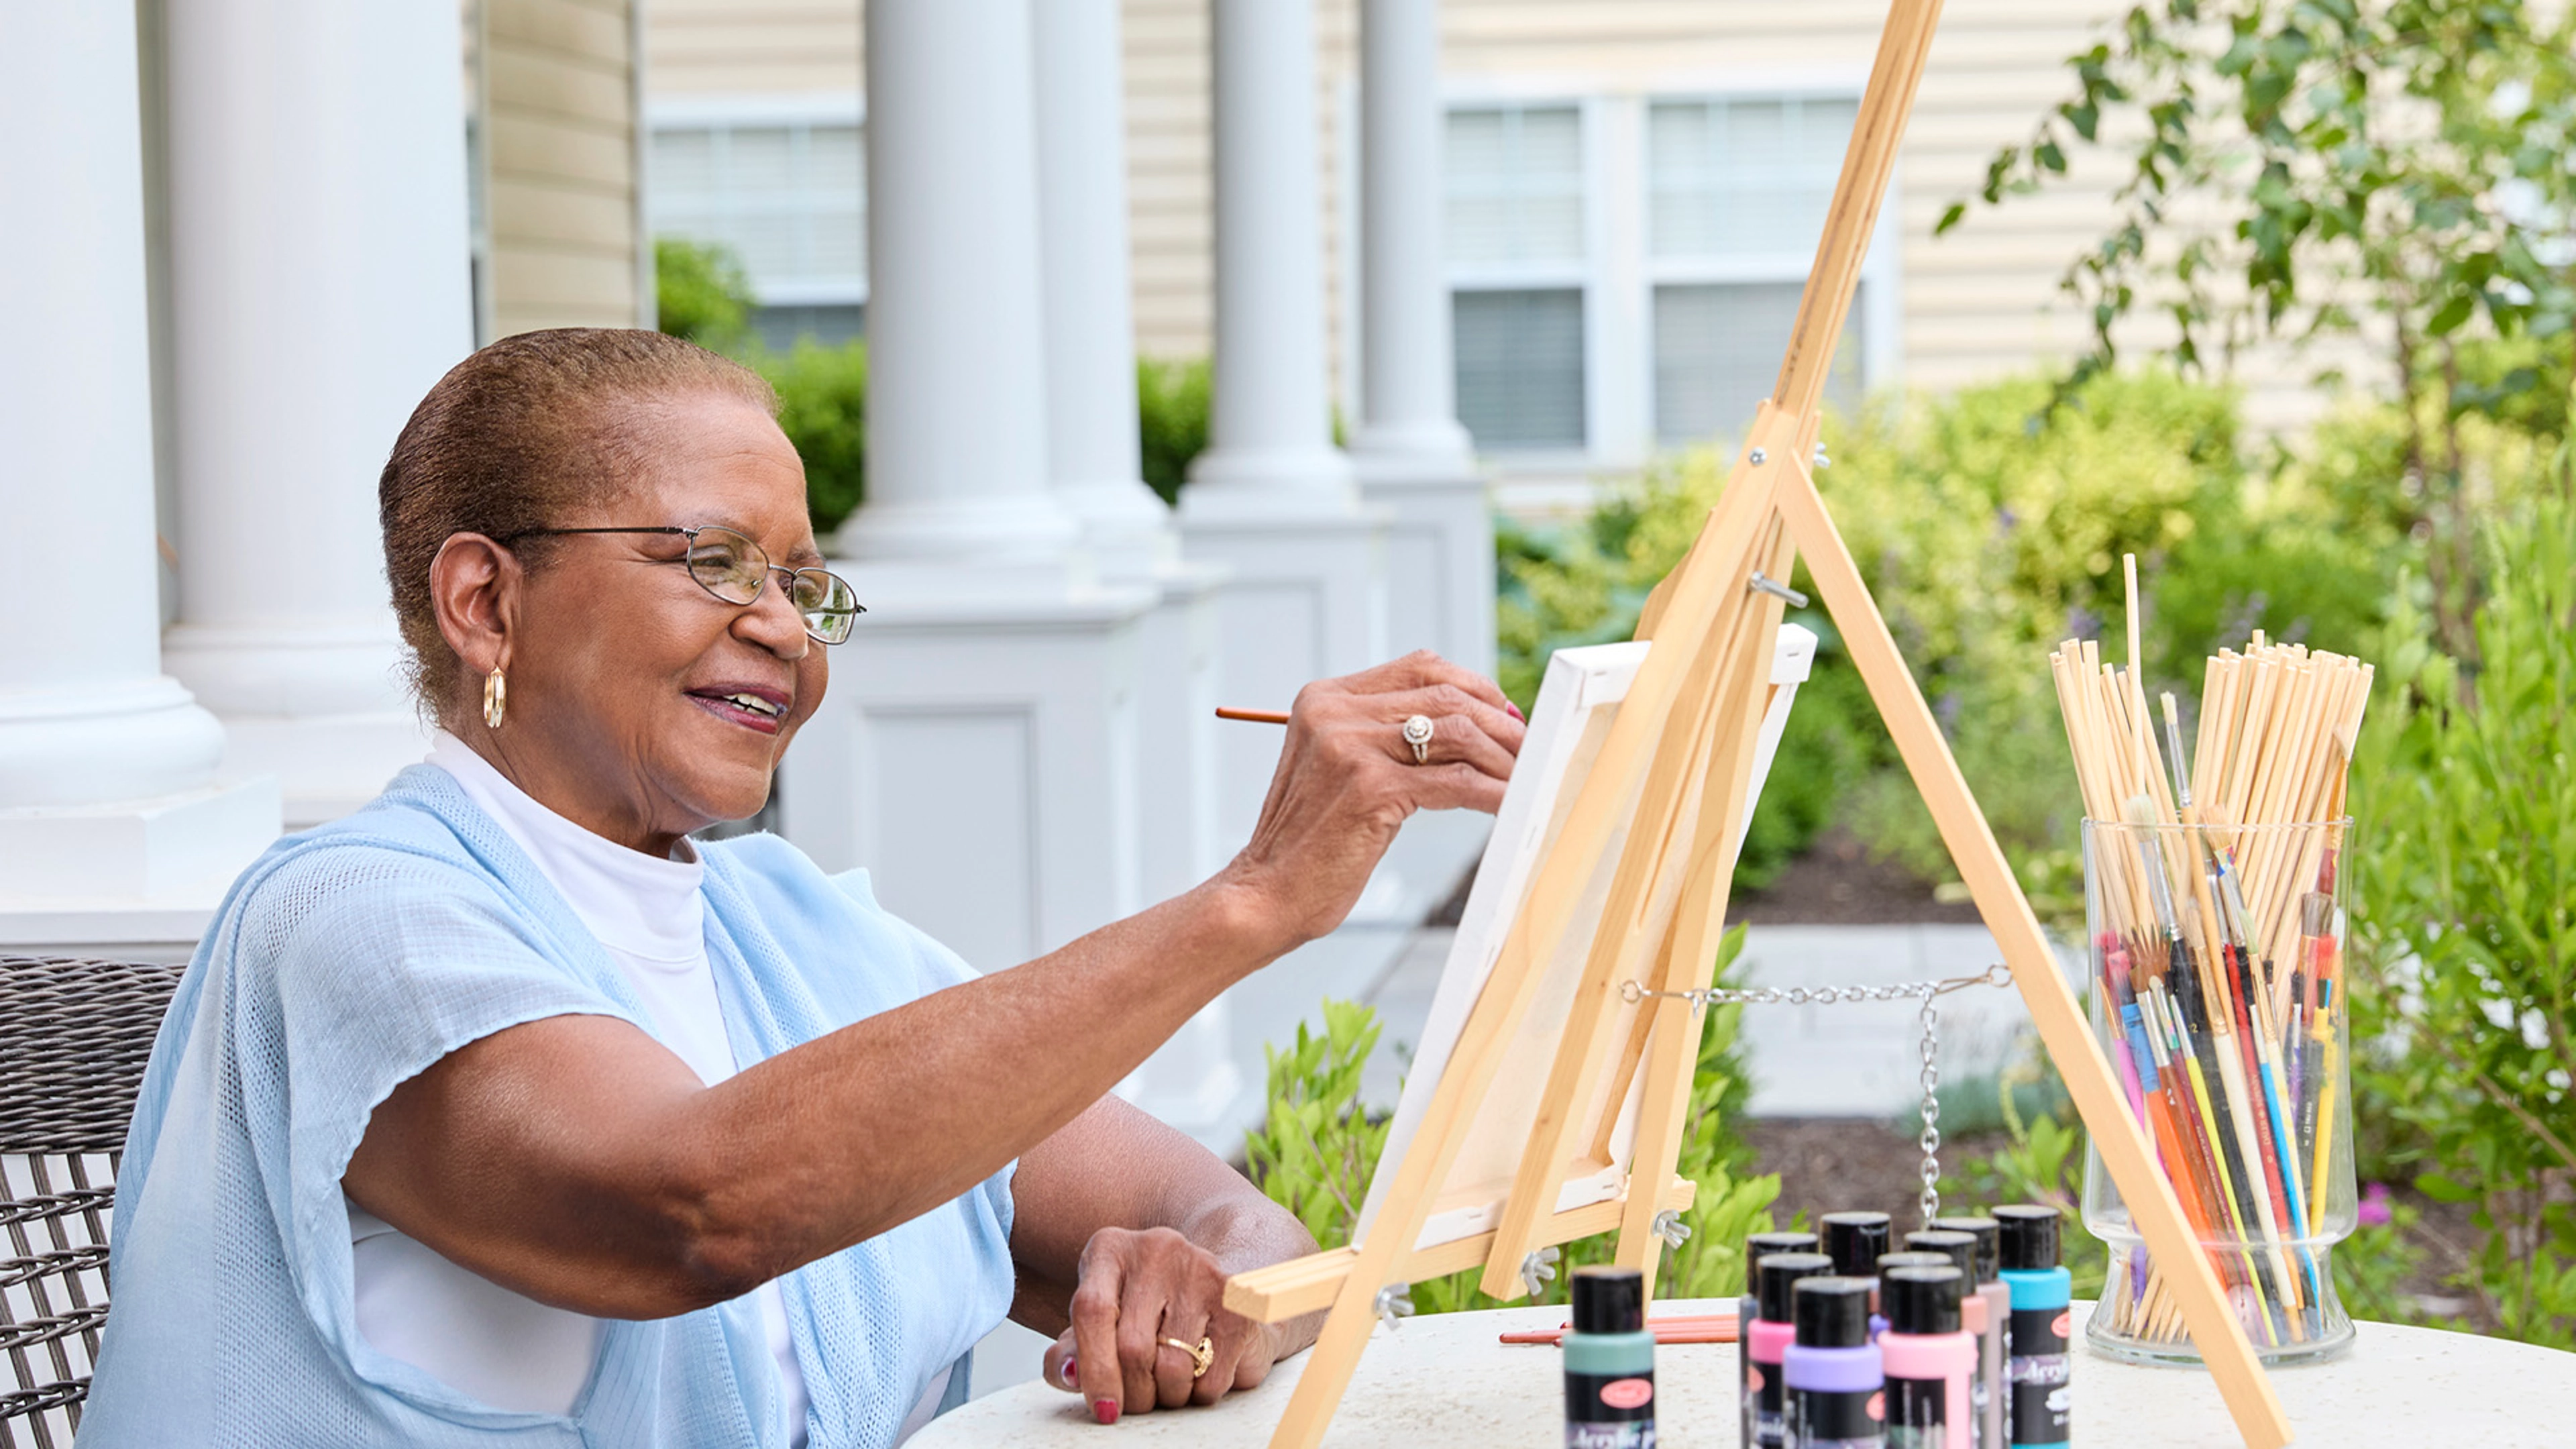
[1176,504,1390,853]
[0,776,283,959]
[782,561,1159,974]
[1180,444,1360,515]
[162,621,429,826]
[1353,459,1497,680]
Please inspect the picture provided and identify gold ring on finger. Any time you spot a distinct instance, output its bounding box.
[1162,1335,1214,1379]
[1401,714,1434,765]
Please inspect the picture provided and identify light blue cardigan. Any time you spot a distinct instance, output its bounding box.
[80,765,1017,1448]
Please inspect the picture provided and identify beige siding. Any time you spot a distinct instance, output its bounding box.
[642,0,2344,432]
[648,1,863,96]
[486,0,643,335]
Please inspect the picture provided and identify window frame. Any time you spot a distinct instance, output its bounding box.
[1434,72,1903,482]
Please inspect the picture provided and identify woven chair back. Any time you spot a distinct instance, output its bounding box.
[0,955,184,1449]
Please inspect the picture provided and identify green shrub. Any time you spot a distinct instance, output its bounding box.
[1137,357,1212,505]
[2348,493,2576,1348]
[755,340,869,535]
[654,237,756,352]
[1244,926,1781,1311]
[1495,367,2324,908]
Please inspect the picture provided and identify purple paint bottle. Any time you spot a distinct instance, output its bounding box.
[1786,1277,1884,1449]
[1746,1251,1835,1449]
[1741,1233,1822,1449]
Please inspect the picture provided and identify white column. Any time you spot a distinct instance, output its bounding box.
[1181,0,1391,873]
[1353,0,1474,476]
[835,0,1079,567]
[790,0,1154,1025]
[1351,0,1497,679]
[1028,0,1238,1143]
[1032,0,1178,576]
[158,0,476,826]
[0,1,279,952]
[1183,0,1357,510]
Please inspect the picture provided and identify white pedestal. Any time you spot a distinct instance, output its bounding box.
[0,777,282,960]
[1176,504,1390,853]
[1354,464,1497,680]
[780,568,1158,974]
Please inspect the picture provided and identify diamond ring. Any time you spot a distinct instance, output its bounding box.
[1401,714,1434,765]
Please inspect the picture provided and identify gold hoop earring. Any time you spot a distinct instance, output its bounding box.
[482,667,507,729]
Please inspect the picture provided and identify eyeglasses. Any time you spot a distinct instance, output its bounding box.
[502,525,864,645]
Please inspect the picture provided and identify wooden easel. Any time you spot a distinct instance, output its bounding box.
[1225,1,2293,1444]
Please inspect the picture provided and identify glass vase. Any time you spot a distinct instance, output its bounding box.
[2076,817,2356,1366]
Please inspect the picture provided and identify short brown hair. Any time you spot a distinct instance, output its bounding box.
[378,327,780,718]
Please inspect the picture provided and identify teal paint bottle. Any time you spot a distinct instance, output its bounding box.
[1994,1205,2070,1447]
[1565,1265,1656,1449]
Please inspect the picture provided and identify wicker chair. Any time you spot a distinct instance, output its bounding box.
[0,955,184,1449]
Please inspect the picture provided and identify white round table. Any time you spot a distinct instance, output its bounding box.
[915,1299,2575,1446]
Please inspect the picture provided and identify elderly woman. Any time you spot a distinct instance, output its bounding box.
[81,329,1523,1448]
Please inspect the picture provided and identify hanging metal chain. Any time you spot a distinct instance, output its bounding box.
[1622,962,2012,1230]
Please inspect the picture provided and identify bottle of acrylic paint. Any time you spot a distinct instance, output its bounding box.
[1741,1231,1822,1449]
[1821,1211,1894,1291]
[1880,1266,1976,1449]
[1925,1216,2008,1449]
[1785,1277,1884,1449]
[1994,1205,2072,1448]
[1746,1251,1835,1449]
[1564,1265,1656,1449]
[1906,1227,1998,1444]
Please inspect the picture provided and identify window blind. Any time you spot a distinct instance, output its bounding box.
[1653,280,1864,445]
[651,122,866,303]
[1454,288,1587,449]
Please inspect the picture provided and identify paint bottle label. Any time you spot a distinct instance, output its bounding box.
[1883,1374,1946,1449]
[1788,1386,1886,1449]
[1749,1360,1788,1448]
[1565,1371,1656,1449]
[2005,1305,2071,1446]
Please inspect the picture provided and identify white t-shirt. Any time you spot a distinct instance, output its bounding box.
[345,736,951,1443]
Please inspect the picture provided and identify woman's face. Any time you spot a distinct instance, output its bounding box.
[484,390,829,853]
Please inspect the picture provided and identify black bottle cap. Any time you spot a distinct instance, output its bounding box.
[1928,1216,2003,1281]
[1876,1250,1954,1279]
[1570,1265,1646,1334]
[1904,1230,1982,1282]
[1756,1252,1835,1322]
[1883,1266,1966,1336]
[1746,1229,1821,1265]
[1792,1276,1874,1348]
[1820,1210,1892,1277]
[1994,1204,2061,1271]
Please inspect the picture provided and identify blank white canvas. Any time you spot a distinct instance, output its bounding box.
[1354,624,1817,1251]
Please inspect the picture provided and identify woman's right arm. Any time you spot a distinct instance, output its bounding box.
[341,652,1522,1320]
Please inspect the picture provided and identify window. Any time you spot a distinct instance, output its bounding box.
[1445,104,1587,451]
[1648,96,1869,443]
[650,111,867,348]
[1434,89,1891,472]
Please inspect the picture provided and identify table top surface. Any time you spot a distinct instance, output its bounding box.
[914,1299,2576,1448]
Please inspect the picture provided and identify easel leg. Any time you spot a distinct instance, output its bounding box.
[1774,468,2291,1449]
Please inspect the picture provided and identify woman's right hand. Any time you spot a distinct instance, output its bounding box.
[1220,651,1523,953]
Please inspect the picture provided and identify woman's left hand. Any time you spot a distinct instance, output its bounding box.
[1040,1224,1291,1423]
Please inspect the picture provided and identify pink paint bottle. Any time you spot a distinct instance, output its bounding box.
[1745,1252,1835,1449]
[1880,1267,1975,1449]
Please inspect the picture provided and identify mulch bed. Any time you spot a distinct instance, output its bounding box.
[1745,1116,2012,1229]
